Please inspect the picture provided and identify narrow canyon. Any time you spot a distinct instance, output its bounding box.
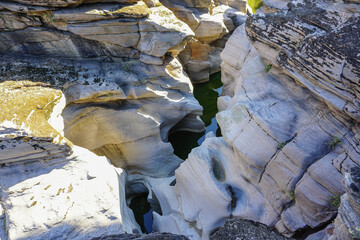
[0,0,359,240]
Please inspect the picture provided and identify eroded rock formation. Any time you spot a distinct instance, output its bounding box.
[160,0,250,82]
[0,0,207,177]
[1,0,359,239]
[144,0,360,239]
[0,81,140,239]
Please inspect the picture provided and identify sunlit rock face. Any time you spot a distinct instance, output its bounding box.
[1,54,204,177]
[0,0,205,177]
[0,0,193,59]
[0,81,140,239]
[149,0,360,238]
[160,0,249,82]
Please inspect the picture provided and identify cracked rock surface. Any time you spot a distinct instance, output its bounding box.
[331,166,360,240]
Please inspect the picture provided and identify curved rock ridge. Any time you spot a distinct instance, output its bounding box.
[0,0,207,178]
[160,0,250,82]
[1,53,204,177]
[0,81,140,239]
[144,0,360,238]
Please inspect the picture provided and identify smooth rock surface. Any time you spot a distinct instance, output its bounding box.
[0,1,194,59]
[1,54,204,177]
[0,81,140,239]
[153,1,360,238]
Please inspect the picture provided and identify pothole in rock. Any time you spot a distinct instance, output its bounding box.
[169,72,223,160]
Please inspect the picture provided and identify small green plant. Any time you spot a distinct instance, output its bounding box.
[248,0,264,13]
[43,11,55,24]
[123,63,131,72]
[327,136,341,149]
[277,142,286,150]
[265,64,272,73]
[288,188,295,201]
[329,195,341,208]
[349,226,360,239]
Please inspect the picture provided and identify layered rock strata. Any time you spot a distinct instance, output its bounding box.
[145,0,360,239]
[160,0,249,82]
[0,0,206,177]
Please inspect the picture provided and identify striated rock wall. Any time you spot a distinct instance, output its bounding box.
[147,0,360,239]
[160,0,250,82]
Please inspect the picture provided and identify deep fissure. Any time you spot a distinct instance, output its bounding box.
[128,72,223,233]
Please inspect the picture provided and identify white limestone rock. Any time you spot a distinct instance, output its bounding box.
[137,5,194,57]
[60,57,204,177]
[0,145,140,240]
[155,3,360,236]
[0,1,194,59]
[0,55,205,178]
[0,80,140,239]
[140,53,163,65]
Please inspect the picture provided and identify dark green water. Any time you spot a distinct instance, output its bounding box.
[129,194,153,233]
[169,72,223,160]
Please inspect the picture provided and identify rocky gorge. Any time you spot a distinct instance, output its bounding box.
[0,0,359,240]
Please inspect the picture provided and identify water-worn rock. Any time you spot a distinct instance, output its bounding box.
[0,81,140,239]
[1,54,204,177]
[0,145,140,240]
[152,0,360,238]
[210,218,289,240]
[0,0,205,178]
